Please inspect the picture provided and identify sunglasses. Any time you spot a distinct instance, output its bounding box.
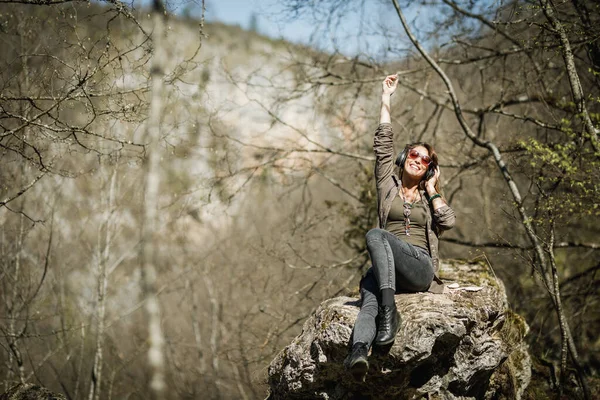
[407,148,432,166]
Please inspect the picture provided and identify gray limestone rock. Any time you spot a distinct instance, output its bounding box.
[0,383,66,400]
[267,260,531,400]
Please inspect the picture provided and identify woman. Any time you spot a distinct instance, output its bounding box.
[345,74,456,379]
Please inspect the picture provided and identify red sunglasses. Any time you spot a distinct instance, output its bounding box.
[407,148,432,166]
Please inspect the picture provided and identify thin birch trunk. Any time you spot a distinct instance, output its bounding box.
[190,280,206,374]
[5,27,32,386]
[548,223,590,397]
[390,1,590,397]
[1,230,9,390]
[548,224,568,393]
[74,322,86,400]
[231,363,249,400]
[89,161,118,400]
[140,0,167,397]
[204,274,221,397]
[7,210,26,385]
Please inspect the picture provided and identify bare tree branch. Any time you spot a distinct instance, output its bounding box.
[0,172,46,208]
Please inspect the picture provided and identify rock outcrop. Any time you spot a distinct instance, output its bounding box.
[0,383,66,400]
[267,260,531,400]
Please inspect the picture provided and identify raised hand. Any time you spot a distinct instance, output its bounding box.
[382,74,399,96]
[425,166,440,194]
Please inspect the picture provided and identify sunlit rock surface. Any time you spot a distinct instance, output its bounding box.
[0,383,66,400]
[267,261,531,400]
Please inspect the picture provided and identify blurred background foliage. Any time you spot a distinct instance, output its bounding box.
[0,0,598,399]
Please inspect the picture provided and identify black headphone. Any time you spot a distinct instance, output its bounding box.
[395,144,436,181]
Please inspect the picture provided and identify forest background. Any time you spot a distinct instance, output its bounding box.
[1,0,598,399]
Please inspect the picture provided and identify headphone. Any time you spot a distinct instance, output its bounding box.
[395,144,436,181]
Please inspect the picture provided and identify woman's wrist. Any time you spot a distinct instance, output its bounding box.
[428,193,442,203]
[380,95,392,124]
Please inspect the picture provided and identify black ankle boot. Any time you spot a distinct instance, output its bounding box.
[375,304,401,346]
[345,342,369,380]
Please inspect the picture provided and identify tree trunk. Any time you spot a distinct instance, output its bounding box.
[89,160,117,400]
[190,280,206,374]
[140,0,168,398]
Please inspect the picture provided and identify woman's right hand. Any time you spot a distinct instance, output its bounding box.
[382,74,399,96]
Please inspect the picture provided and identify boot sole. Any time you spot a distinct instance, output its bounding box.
[374,336,396,346]
[349,359,369,381]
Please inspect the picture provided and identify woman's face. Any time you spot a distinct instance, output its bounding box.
[403,145,431,180]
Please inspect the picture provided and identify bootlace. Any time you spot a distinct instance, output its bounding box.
[380,306,392,329]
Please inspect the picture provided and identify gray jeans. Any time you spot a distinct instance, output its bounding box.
[352,228,434,346]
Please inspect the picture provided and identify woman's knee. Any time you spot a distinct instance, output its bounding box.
[360,268,379,292]
[365,228,386,246]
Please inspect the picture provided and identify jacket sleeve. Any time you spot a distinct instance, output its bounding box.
[373,123,396,192]
[433,204,456,231]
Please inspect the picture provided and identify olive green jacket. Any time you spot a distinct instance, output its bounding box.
[374,123,456,293]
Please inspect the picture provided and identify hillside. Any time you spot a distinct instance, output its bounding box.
[1,2,598,399]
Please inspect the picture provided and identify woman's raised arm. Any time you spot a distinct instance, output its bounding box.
[380,74,398,124]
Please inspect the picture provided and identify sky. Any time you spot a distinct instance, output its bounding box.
[198,0,410,56]
[133,0,495,57]
[204,0,316,45]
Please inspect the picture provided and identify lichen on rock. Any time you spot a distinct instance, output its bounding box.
[267,260,531,400]
[0,383,66,400]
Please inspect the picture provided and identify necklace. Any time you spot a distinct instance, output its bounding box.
[400,187,419,236]
[401,186,420,204]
